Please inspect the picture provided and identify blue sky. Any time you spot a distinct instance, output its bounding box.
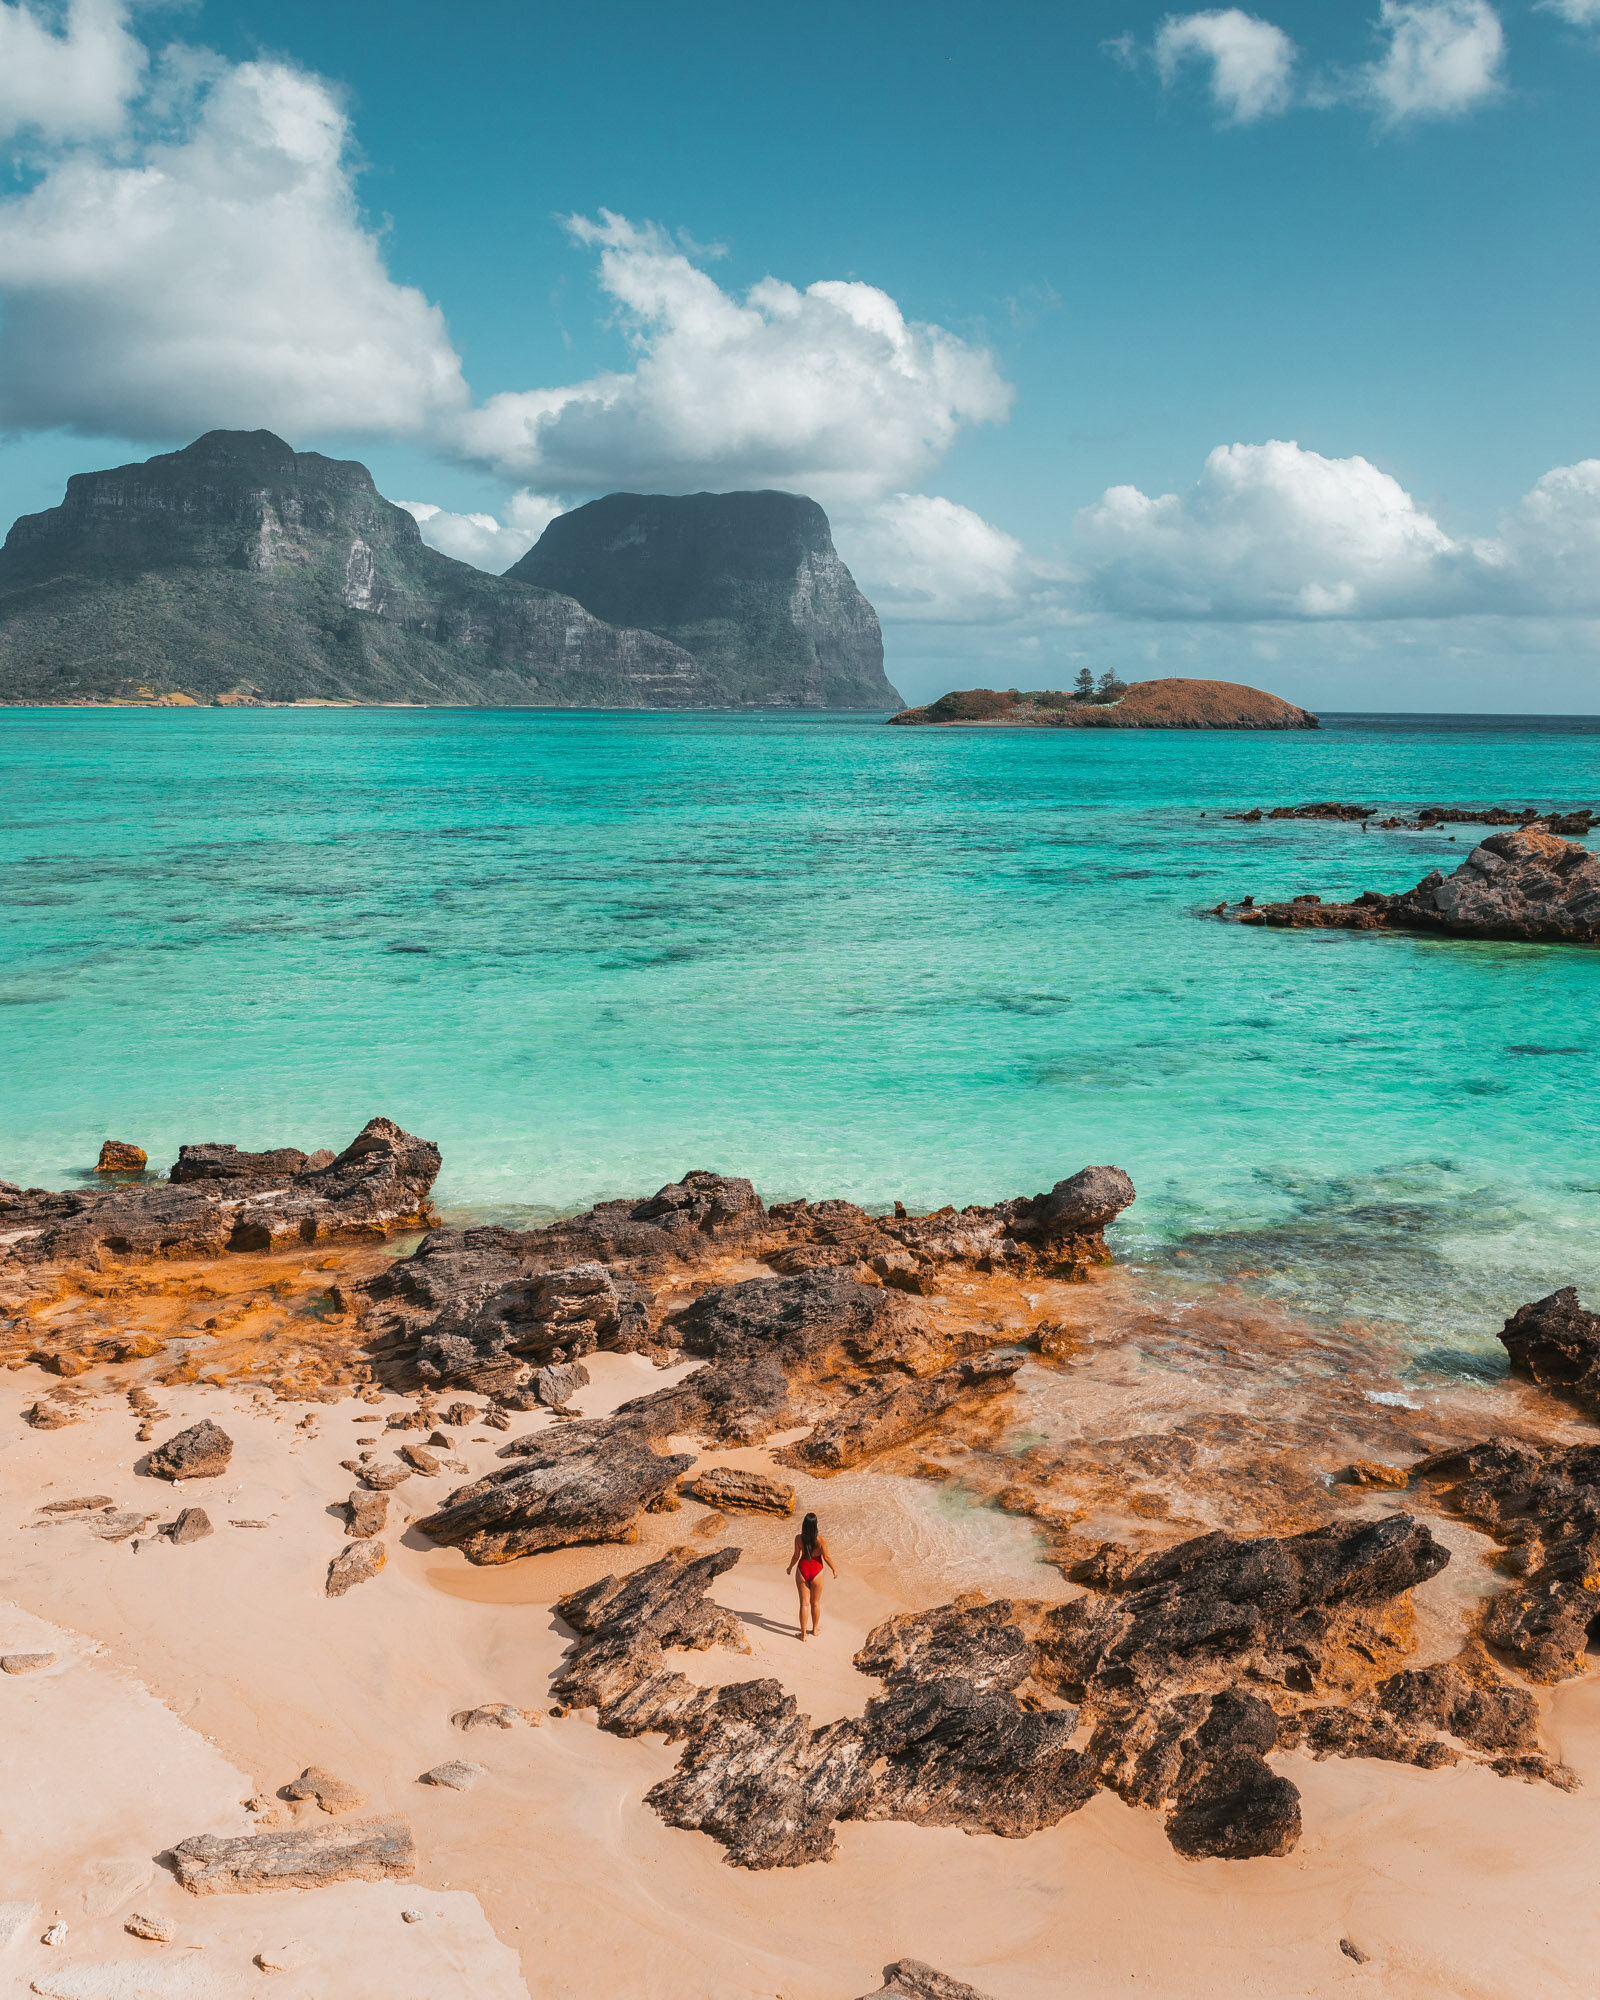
[2,0,1599,707]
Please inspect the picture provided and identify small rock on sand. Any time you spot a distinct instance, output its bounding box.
[166,1506,213,1544]
[326,1541,385,1597]
[1349,1459,1410,1489]
[451,1703,540,1731]
[124,1912,176,1942]
[683,1465,795,1515]
[148,1418,233,1481]
[25,1403,77,1430]
[41,1920,68,1946]
[346,1461,411,1491]
[1,1652,56,1674]
[441,1402,478,1427]
[38,1495,114,1514]
[1340,1939,1371,1964]
[399,1444,440,1475]
[347,1490,388,1538]
[858,1963,998,2000]
[418,1760,486,1790]
[534,1360,591,1407]
[401,1908,425,1923]
[283,1765,367,1813]
[172,1817,415,1893]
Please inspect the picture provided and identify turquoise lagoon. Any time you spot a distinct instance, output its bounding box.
[2,706,1597,1364]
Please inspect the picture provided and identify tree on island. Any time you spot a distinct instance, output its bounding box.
[1092,670,1128,705]
[1072,667,1095,701]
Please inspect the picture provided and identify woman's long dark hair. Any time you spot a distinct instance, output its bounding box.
[800,1511,819,1560]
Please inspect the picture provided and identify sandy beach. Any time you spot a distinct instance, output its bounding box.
[6,1246,1600,2000]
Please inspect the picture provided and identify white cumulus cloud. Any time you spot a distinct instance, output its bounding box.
[1536,0,1600,23]
[0,51,469,440]
[1074,440,1458,619]
[454,212,1013,504]
[1153,10,1298,122]
[1362,0,1505,120]
[0,0,145,143]
[398,491,563,573]
[836,493,1064,625]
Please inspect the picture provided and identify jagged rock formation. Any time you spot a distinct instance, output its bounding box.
[414,1422,694,1562]
[1225,802,1596,833]
[147,1419,233,1481]
[540,1514,1527,1871]
[787,1351,1025,1473]
[1499,1287,1600,1414]
[0,1116,439,1266]
[856,1964,998,2000]
[889,679,1318,730]
[509,490,900,709]
[1238,828,1600,944]
[1418,1436,1600,1684]
[354,1164,1137,1395]
[0,431,723,707]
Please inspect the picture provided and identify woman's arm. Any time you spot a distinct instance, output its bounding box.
[785,1535,800,1576]
[820,1536,839,1578]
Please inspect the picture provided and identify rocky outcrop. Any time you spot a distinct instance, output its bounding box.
[148,1420,233,1481]
[890,679,1317,730]
[509,490,900,710]
[1238,829,1600,945]
[1225,801,1596,832]
[351,1165,1136,1397]
[95,1141,146,1172]
[1417,1437,1600,1682]
[789,1351,1024,1473]
[1499,1287,1600,1414]
[0,430,723,708]
[414,1422,693,1563]
[0,1115,440,1267]
[171,1817,414,1893]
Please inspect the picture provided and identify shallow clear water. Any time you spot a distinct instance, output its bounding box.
[2,706,1597,1349]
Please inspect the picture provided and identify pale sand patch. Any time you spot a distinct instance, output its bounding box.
[3,1367,1600,1998]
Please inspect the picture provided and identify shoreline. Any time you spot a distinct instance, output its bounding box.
[5,1161,1600,1994]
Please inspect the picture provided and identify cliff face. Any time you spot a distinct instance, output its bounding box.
[0,432,710,706]
[508,490,901,710]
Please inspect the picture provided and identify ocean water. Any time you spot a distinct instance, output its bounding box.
[2,706,1597,1357]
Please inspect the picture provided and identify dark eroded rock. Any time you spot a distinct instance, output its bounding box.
[347,1490,388,1538]
[535,1360,591,1407]
[1241,828,1600,945]
[1500,1287,1600,1415]
[171,1816,414,1893]
[0,1116,440,1267]
[415,1422,692,1563]
[148,1420,233,1481]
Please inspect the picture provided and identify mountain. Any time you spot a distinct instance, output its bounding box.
[507,490,901,710]
[0,433,893,709]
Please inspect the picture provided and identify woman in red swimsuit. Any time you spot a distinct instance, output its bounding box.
[786,1511,838,1640]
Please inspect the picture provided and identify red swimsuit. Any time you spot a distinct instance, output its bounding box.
[798,1556,823,1581]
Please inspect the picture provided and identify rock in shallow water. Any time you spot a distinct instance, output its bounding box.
[1239,827,1600,944]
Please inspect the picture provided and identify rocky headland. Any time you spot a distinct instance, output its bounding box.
[5,1131,1600,1994]
[0,432,894,709]
[888,678,1318,730]
[1233,826,1600,944]
[508,490,900,710]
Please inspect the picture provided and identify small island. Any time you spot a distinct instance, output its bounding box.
[888,674,1319,730]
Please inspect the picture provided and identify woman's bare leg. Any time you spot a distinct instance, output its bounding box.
[796,1570,810,1637]
[807,1575,823,1635]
